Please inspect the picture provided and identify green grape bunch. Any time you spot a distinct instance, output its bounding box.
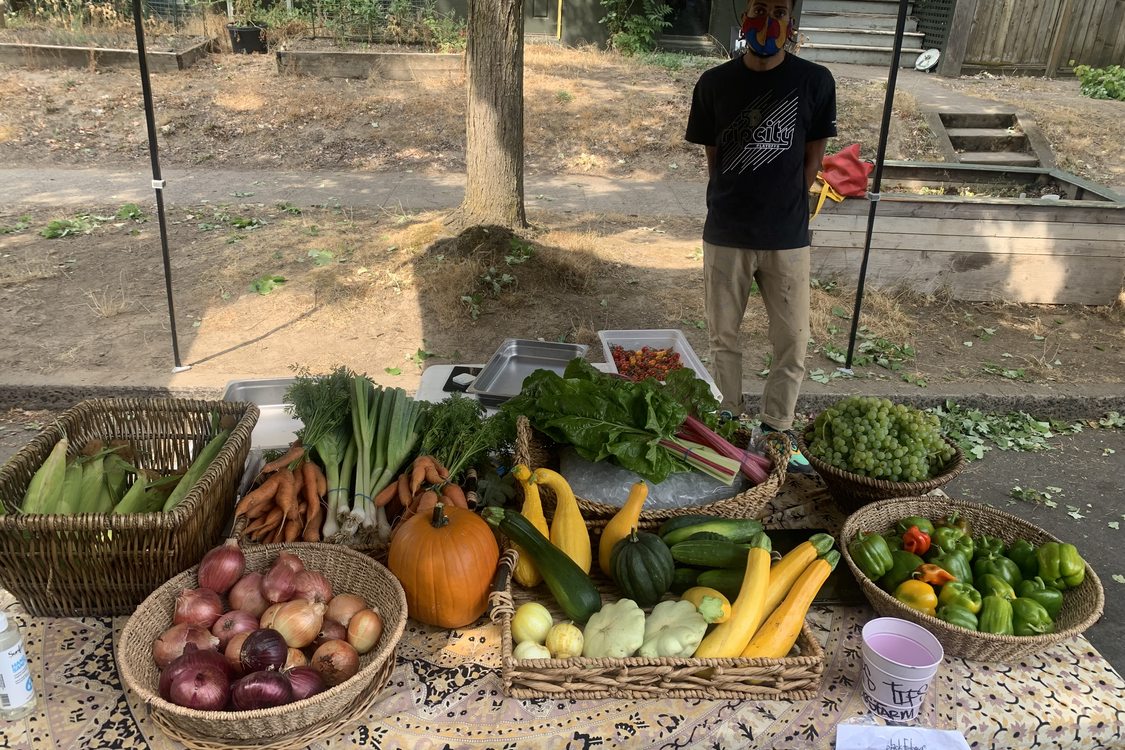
[808,396,956,482]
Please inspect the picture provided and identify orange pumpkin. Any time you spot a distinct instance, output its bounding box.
[387,502,500,629]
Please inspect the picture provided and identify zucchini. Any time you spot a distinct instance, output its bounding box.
[696,568,745,601]
[481,507,602,625]
[670,539,758,569]
[685,531,729,541]
[670,566,704,595]
[658,515,764,546]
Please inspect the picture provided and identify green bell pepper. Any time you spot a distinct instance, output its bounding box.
[937,603,979,631]
[1007,539,1039,580]
[895,516,936,537]
[928,548,973,586]
[1017,576,1063,620]
[936,510,971,535]
[1036,542,1085,590]
[929,526,974,559]
[849,530,894,581]
[977,573,1016,600]
[978,595,1014,635]
[881,529,904,552]
[878,550,925,593]
[973,534,1006,561]
[1011,597,1054,636]
[973,552,1023,589]
[937,581,983,614]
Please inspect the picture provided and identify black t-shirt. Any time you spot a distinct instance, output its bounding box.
[686,53,837,249]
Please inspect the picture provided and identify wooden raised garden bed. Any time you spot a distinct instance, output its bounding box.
[0,36,215,72]
[276,46,462,80]
[810,162,1124,305]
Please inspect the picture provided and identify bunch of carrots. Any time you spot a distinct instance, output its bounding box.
[234,444,327,544]
[378,455,467,535]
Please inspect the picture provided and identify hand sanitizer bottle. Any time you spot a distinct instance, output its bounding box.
[0,611,36,721]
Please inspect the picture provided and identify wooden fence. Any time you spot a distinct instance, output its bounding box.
[963,0,1125,73]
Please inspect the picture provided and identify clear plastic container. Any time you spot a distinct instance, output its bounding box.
[598,329,722,401]
[0,612,36,721]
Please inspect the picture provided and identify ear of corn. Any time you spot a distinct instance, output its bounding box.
[78,457,109,514]
[60,462,84,514]
[22,436,69,515]
[162,429,230,513]
[112,473,151,514]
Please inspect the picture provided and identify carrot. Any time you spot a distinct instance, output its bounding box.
[423,464,443,486]
[261,442,304,474]
[414,489,440,515]
[274,468,299,530]
[410,460,431,495]
[373,480,398,508]
[309,462,328,498]
[440,482,468,509]
[235,472,283,517]
[397,473,412,509]
[283,516,302,543]
[301,461,322,542]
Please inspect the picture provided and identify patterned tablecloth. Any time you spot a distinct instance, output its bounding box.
[2,477,1124,750]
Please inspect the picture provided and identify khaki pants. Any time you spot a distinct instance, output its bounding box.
[703,241,810,431]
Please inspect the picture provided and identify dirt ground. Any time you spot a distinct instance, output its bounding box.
[0,42,1122,391]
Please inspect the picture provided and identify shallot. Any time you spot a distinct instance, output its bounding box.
[310,639,359,686]
[325,594,366,627]
[173,587,224,629]
[152,623,220,669]
[229,572,270,618]
[231,670,293,711]
[312,618,347,649]
[211,610,260,649]
[273,551,305,573]
[197,538,246,594]
[293,570,333,603]
[262,562,297,603]
[284,666,326,701]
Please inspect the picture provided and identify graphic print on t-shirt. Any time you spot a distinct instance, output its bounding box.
[718,89,798,174]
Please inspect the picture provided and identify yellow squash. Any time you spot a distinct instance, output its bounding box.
[741,551,840,659]
[534,467,592,574]
[598,481,648,577]
[510,464,550,587]
[692,533,772,658]
[762,533,835,617]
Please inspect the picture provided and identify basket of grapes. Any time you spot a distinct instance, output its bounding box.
[798,396,966,512]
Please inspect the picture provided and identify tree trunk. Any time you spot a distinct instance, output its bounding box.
[449,0,526,230]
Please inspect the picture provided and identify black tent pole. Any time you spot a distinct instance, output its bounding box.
[131,0,189,372]
[842,0,911,371]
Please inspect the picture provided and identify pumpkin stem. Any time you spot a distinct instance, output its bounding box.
[431,502,450,528]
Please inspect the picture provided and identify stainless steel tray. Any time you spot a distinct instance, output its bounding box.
[221,377,302,450]
[467,339,588,404]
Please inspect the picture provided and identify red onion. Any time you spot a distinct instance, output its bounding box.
[211,610,260,649]
[273,551,305,574]
[239,628,288,673]
[325,594,366,627]
[159,645,232,711]
[293,570,333,603]
[229,572,270,618]
[173,587,224,629]
[347,609,383,655]
[284,666,326,701]
[262,563,297,604]
[310,639,359,686]
[152,623,220,669]
[312,618,348,649]
[197,538,245,594]
[231,670,293,711]
[225,631,251,674]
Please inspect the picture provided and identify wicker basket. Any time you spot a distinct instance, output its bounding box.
[0,398,258,617]
[514,416,787,529]
[118,542,407,750]
[488,549,824,700]
[840,496,1105,663]
[798,424,966,513]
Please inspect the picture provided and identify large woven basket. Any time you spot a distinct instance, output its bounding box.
[798,424,966,513]
[840,496,1105,663]
[118,542,407,750]
[514,415,786,529]
[489,549,824,700]
[0,398,258,617]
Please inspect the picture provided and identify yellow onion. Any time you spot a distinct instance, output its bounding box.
[285,647,309,670]
[346,608,383,655]
[325,593,366,626]
[310,639,359,686]
[225,631,251,674]
[197,538,245,595]
[271,600,326,649]
[260,602,285,629]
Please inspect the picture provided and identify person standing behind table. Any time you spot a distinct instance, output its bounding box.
[685,0,836,473]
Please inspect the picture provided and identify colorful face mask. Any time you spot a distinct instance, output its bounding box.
[740,10,790,57]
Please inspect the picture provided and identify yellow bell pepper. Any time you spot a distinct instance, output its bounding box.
[893,579,938,616]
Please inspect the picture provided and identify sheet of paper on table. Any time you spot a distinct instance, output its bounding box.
[836,723,971,750]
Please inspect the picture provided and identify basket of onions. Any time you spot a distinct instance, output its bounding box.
[117,539,407,750]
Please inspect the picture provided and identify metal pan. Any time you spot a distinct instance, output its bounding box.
[467,339,588,403]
